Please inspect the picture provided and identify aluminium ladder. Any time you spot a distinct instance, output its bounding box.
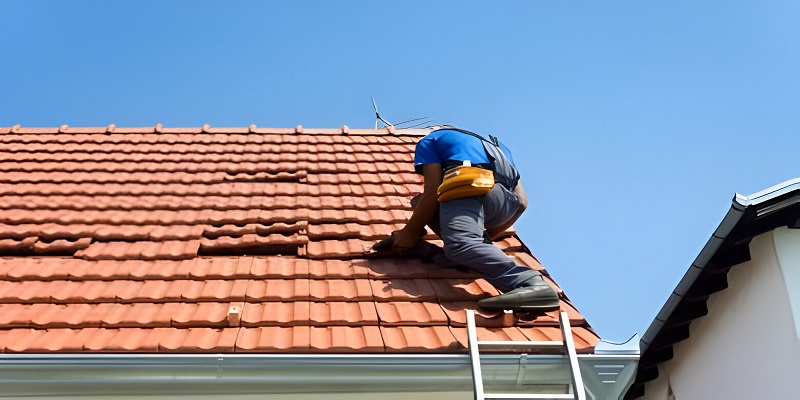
[466,309,586,400]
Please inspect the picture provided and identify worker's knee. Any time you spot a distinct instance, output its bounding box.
[442,242,463,263]
[442,237,477,263]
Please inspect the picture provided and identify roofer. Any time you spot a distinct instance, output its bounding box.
[381,126,559,311]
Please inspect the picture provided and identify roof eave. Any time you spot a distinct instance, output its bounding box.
[640,178,800,353]
[639,202,745,352]
[0,353,638,398]
[630,178,800,398]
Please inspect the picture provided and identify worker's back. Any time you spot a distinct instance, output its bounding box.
[415,128,520,191]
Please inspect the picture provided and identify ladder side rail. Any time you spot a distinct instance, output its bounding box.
[559,312,586,400]
[467,309,485,400]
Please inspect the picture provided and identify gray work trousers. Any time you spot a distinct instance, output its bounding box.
[439,184,540,293]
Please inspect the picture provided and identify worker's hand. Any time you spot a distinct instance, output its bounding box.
[371,232,396,251]
[391,228,420,252]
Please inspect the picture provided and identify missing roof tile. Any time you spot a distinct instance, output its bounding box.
[223,170,306,183]
[198,243,300,257]
[203,222,306,239]
[198,233,308,257]
[32,237,91,256]
[0,237,38,256]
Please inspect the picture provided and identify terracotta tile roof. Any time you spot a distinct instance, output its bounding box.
[0,125,598,354]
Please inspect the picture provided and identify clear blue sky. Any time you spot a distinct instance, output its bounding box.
[3,1,799,341]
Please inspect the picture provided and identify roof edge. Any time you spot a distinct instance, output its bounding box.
[639,203,745,352]
[632,178,800,398]
[734,177,800,206]
[0,125,433,136]
[641,178,800,352]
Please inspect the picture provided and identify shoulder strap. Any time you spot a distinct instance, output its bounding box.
[433,127,520,190]
[435,128,501,148]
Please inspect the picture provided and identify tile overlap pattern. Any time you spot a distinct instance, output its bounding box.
[0,126,598,353]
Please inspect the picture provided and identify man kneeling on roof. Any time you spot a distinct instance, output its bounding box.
[377,126,559,311]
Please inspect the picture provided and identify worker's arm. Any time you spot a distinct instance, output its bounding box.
[392,163,443,249]
[487,181,528,240]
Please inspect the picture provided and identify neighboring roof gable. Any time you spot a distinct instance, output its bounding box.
[628,178,800,398]
[0,125,598,354]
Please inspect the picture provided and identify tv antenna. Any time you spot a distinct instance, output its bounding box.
[372,96,393,129]
[371,96,432,129]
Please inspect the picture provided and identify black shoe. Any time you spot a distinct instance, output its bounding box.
[478,280,559,311]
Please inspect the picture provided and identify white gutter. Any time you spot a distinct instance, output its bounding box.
[0,353,638,399]
[4,354,470,397]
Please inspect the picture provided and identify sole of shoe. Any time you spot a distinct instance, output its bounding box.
[509,302,561,311]
[478,298,560,311]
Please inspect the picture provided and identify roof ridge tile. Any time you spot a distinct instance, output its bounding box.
[1,126,430,137]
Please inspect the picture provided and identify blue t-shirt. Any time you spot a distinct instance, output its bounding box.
[413,129,516,174]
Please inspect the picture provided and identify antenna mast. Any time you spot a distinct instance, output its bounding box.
[372,96,394,129]
[371,96,433,129]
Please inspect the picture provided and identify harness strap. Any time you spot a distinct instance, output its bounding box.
[432,128,521,190]
[440,128,495,146]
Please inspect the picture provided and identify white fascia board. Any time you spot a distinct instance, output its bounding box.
[735,178,800,206]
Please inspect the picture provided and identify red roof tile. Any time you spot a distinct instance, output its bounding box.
[370,279,437,301]
[356,258,435,279]
[309,279,374,301]
[241,302,308,327]
[308,260,371,279]
[310,326,384,353]
[309,302,379,326]
[103,303,176,328]
[305,239,367,259]
[381,326,462,353]
[0,327,239,353]
[246,279,310,301]
[236,327,310,353]
[438,303,516,328]
[0,126,598,354]
[429,278,501,301]
[375,302,448,326]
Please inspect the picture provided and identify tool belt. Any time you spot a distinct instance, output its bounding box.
[437,166,495,202]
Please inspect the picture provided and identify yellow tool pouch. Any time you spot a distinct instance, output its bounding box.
[437,166,495,202]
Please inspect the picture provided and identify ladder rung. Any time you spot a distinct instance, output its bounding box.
[467,309,586,400]
[484,394,574,399]
[477,340,563,348]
